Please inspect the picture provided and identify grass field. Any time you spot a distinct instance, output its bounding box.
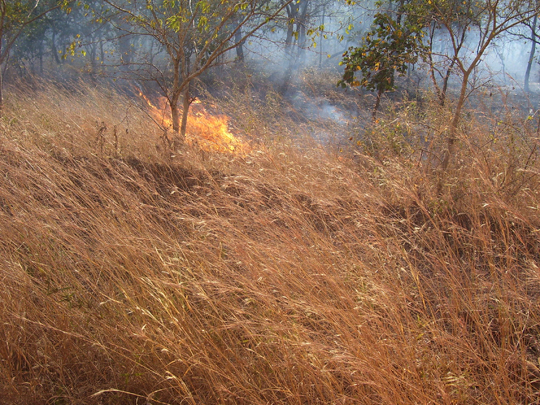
[1,79,540,404]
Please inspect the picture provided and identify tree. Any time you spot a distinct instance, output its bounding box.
[507,0,540,92]
[339,11,424,118]
[284,0,310,58]
[427,0,540,170]
[0,0,72,111]
[104,0,293,144]
[11,1,107,77]
[524,12,538,92]
[406,0,478,106]
[278,0,345,93]
[342,0,540,170]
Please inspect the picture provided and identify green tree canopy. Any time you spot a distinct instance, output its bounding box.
[339,11,424,117]
[104,0,292,140]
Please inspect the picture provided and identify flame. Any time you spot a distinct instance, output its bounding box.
[138,91,249,155]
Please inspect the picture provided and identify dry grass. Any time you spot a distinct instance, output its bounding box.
[1,79,540,404]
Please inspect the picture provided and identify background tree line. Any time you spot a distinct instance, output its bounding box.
[3,0,540,164]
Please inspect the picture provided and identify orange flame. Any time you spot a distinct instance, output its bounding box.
[138,91,249,155]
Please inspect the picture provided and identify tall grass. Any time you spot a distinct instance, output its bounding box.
[1,79,539,404]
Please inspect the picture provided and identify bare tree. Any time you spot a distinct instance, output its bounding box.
[442,0,539,169]
[412,0,540,169]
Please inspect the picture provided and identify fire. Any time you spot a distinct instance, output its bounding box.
[138,91,249,155]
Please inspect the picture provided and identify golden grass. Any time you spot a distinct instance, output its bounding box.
[1,79,540,404]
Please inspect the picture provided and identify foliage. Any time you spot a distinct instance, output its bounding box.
[338,12,424,95]
[11,3,95,69]
[0,0,72,61]
[104,0,291,135]
[0,0,73,110]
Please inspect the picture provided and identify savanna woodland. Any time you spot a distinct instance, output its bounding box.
[3,0,540,403]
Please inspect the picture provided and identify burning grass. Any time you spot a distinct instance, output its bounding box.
[137,89,250,155]
[1,80,540,404]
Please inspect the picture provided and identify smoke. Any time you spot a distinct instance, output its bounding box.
[290,92,347,125]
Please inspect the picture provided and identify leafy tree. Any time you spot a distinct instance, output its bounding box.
[11,2,99,76]
[342,0,540,170]
[104,0,292,144]
[69,0,115,77]
[0,0,72,111]
[339,11,424,117]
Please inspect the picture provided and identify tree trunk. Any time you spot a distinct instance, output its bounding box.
[525,13,538,92]
[51,29,62,65]
[281,0,309,94]
[39,39,44,76]
[118,31,132,74]
[171,98,180,134]
[99,39,105,75]
[284,4,295,51]
[319,6,325,69]
[89,43,97,78]
[0,41,4,115]
[373,88,383,119]
[428,46,457,106]
[180,84,191,139]
[170,95,182,151]
[0,66,4,115]
[170,82,192,150]
[441,70,470,170]
[427,27,444,103]
[235,26,244,62]
[170,56,182,134]
[439,65,454,106]
[295,0,309,64]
